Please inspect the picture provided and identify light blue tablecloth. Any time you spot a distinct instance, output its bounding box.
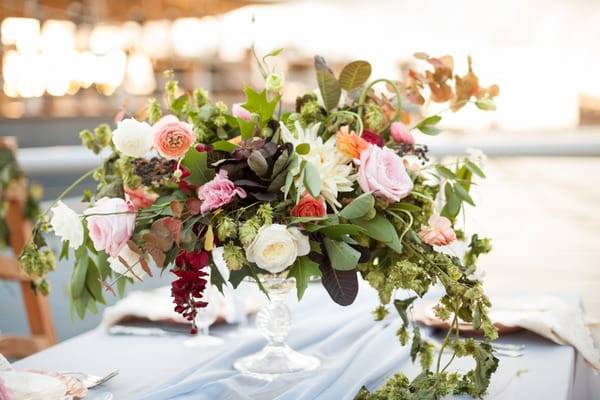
[14,283,600,399]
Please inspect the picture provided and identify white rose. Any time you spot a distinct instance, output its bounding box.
[265,72,285,92]
[112,118,153,158]
[108,245,146,280]
[245,224,310,273]
[50,201,84,249]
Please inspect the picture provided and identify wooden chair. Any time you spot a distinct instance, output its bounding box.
[0,137,56,359]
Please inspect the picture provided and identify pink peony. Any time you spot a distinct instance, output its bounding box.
[125,186,158,210]
[355,144,413,202]
[197,170,247,215]
[232,103,251,121]
[419,215,456,246]
[390,121,415,145]
[152,115,196,159]
[84,197,136,258]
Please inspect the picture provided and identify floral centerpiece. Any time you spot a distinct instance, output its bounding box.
[21,49,500,399]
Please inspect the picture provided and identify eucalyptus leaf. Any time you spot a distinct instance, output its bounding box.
[441,183,461,219]
[418,125,442,136]
[475,98,497,111]
[303,161,321,198]
[70,245,89,298]
[454,183,475,206]
[324,237,361,271]
[351,213,402,253]
[271,149,290,178]
[340,192,374,220]
[465,159,486,178]
[435,165,457,180]
[310,224,365,240]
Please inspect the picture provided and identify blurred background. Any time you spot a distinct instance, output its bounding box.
[0,0,599,342]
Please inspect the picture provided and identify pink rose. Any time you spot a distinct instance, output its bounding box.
[390,121,415,145]
[419,215,456,246]
[125,186,159,210]
[197,169,247,215]
[0,378,16,400]
[232,103,251,121]
[152,115,196,159]
[355,144,413,202]
[84,197,136,258]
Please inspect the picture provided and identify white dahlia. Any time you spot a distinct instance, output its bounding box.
[280,122,354,208]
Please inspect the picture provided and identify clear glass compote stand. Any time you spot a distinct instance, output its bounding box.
[233,275,320,377]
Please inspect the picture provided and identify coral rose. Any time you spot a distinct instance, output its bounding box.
[336,126,369,159]
[291,193,327,218]
[419,215,456,246]
[361,130,385,147]
[152,115,196,159]
[390,121,415,145]
[355,144,413,202]
[197,169,247,215]
[125,186,159,210]
[84,197,136,258]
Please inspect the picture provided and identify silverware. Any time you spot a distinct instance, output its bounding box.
[61,370,119,389]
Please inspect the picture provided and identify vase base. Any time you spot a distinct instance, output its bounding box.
[234,344,319,378]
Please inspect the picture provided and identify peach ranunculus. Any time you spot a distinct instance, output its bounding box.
[419,215,456,246]
[355,144,413,202]
[84,197,136,258]
[291,193,327,218]
[152,115,196,159]
[125,186,159,210]
[336,126,369,159]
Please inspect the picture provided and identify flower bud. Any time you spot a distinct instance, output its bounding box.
[223,243,245,271]
[239,218,260,247]
[216,216,237,241]
[265,72,285,92]
[215,101,228,114]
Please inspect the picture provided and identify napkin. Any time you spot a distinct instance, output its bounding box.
[415,294,600,370]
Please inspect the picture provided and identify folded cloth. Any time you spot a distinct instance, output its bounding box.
[415,294,600,370]
[100,282,267,329]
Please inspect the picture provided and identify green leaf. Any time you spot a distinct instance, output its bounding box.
[85,260,105,304]
[441,183,461,219]
[418,125,442,136]
[287,256,321,300]
[454,182,475,206]
[339,60,372,91]
[263,47,284,59]
[323,238,361,271]
[212,140,236,153]
[303,161,321,198]
[418,115,441,126]
[59,240,70,261]
[340,192,374,220]
[475,98,497,111]
[70,245,89,298]
[242,86,280,128]
[316,68,341,111]
[295,143,310,155]
[210,263,227,293]
[474,343,499,394]
[73,289,89,319]
[394,296,418,327]
[410,326,422,362]
[271,149,290,178]
[238,118,255,139]
[170,94,188,114]
[351,213,402,253]
[309,224,365,240]
[435,165,456,180]
[116,276,130,297]
[181,148,216,186]
[389,202,421,213]
[228,266,251,289]
[465,159,486,178]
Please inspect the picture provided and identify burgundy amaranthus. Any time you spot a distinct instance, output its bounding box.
[171,249,210,334]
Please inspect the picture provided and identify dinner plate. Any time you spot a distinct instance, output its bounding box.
[25,370,87,399]
[0,370,66,400]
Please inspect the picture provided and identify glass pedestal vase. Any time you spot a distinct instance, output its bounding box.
[233,276,320,378]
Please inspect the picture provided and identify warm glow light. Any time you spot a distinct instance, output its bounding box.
[125,53,156,95]
[41,20,76,52]
[90,24,125,54]
[121,21,142,51]
[94,49,127,89]
[171,17,219,58]
[2,50,20,98]
[141,20,171,59]
[44,50,78,96]
[1,17,41,53]
[17,53,46,97]
[76,51,97,88]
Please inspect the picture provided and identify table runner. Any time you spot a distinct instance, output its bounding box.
[14,283,600,399]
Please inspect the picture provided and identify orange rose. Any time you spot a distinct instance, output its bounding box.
[291,194,327,219]
[336,126,369,159]
[125,186,159,210]
[152,115,196,159]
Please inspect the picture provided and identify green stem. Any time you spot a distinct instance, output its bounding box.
[40,168,96,220]
[435,313,458,373]
[323,110,364,135]
[409,99,475,131]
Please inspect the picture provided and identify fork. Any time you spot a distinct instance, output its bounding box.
[61,370,120,389]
